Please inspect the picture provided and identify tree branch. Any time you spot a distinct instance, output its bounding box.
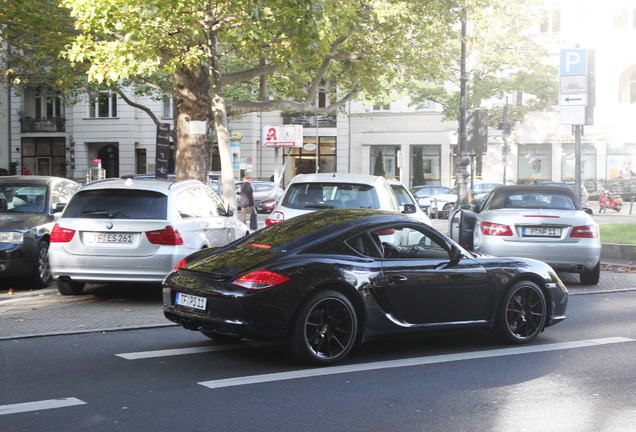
[117,89,177,141]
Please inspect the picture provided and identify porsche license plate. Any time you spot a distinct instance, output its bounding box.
[522,227,561,237]
[175,292,207,310]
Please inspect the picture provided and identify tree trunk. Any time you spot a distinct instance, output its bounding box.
[174,66,212,184]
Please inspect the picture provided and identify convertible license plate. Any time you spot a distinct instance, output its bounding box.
[87,232,133,244]
[522,227,561,237]
[175,292,207,310]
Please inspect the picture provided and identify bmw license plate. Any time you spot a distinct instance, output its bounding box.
[522,227,561,237]
[175,292,207,310]
[87,232,133,244]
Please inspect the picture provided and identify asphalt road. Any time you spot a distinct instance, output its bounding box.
[2,291,636,432]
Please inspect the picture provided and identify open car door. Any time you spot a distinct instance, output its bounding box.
[448,208,479,250]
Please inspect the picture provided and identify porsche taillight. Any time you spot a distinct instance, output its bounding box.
[232,270,290,289]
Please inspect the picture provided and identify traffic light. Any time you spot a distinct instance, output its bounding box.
[467,108,488,155]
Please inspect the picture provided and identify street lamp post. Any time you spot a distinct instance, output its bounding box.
[456,7,470,208]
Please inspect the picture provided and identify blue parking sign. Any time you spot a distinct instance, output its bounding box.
[560,49,587,75]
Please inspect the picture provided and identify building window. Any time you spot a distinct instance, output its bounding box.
[411,145,441,187]
[372,103,390,111]
[162,97,174,118]
[370,146,400,179]
[540,8,561,33]
[136,149,147,174]
[89,92,117,118]
[561,144,596,180]
[614,8,636,30]
[285,137,337,178]
[34,91,64,119]
[518,144,552,180]
[21,137,67,177]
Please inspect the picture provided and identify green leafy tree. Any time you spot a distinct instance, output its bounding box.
[60,0,468,205]
[0,0,83,95]
[410,0,558,128]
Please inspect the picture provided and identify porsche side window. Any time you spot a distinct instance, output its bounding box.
[377,226,448,259]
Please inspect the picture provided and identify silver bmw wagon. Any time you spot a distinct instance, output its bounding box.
[50,178,248,295]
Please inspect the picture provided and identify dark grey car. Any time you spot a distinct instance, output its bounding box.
[0,176,80,288]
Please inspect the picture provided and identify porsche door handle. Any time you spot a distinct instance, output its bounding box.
[389,275,408,285]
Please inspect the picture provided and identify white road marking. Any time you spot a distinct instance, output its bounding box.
[199,337,635,390]
[0,398,86,416]
[116,341,266,360]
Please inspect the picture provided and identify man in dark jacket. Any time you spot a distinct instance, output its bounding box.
[239,175,254,224]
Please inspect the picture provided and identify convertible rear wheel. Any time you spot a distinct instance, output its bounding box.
[288,290,357,365]
[580,261,600,285]
[496,281,546,344]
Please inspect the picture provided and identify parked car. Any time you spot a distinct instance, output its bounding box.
[50,178,249,295]
[387,179,432,225]
[449,185,601,284]
[235,180,283,211]
[0,176,80,288]
[532,181,589,207]
[121,173,176,180]
[164,208,568,365]
[427,181,502,219]
[256,198,276,214]
[265,173,423,226]
[409,185,450,214]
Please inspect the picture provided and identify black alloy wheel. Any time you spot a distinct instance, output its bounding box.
[496,281,547,344]
[288,290,358,365]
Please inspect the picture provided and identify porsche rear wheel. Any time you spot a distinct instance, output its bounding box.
[496,281,546,344]
[288,290,357,365]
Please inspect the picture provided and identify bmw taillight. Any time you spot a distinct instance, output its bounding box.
[232,270,290,289]
[265,212,284,226]
[481,221,513,236]
[145,226,184,245]
[51,224,76,242]
[570,225,599,238]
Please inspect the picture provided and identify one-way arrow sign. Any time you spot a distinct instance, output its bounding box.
[559,93,587,106]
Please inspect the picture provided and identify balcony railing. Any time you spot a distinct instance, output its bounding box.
[20,117,66,133]
[282,113,337,128]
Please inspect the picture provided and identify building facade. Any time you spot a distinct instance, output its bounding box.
[2,0,635,188]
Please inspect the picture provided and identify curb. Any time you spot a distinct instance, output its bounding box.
[602,243,636,263]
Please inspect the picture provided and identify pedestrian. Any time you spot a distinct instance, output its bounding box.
[239,175,254,225]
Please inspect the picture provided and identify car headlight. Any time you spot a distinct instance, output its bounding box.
[0,232,24,244]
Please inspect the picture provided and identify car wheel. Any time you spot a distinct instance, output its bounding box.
[29,241,51,289]
[580,261,600,285]
[57,278,85,295]
[442,203,455,219]
[287,290,358,365]
[200,330,242,344]
[495,281,546,344]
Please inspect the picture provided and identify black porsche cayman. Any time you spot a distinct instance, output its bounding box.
[163,209,568,365]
